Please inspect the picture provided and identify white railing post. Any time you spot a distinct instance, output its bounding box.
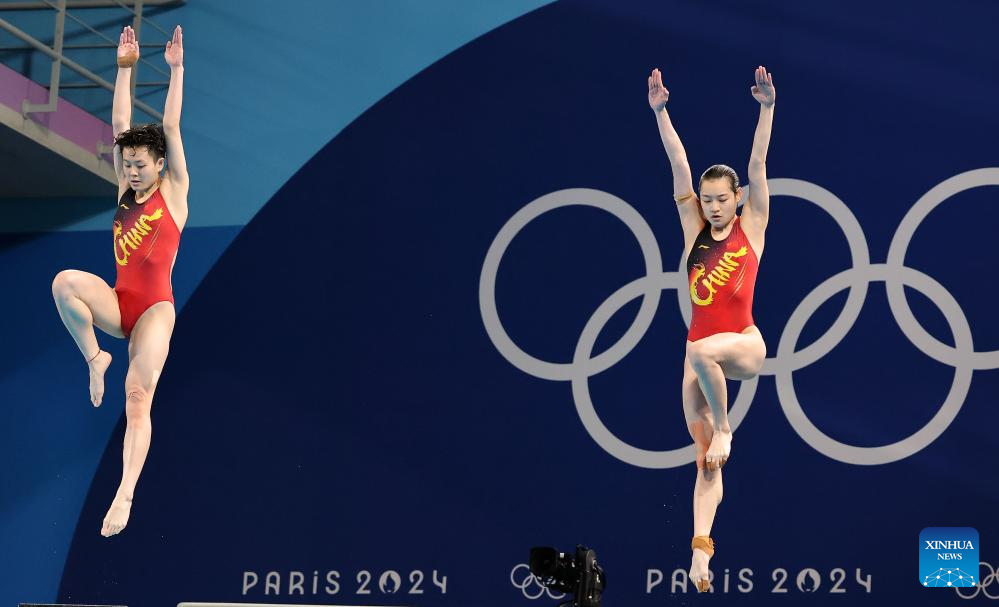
[22,0,66,114]
[129,0,143,100]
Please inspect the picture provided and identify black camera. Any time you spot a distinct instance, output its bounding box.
[529,545,606,607]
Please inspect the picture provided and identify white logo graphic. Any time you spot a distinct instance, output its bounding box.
[796,568,821,592]
[925,567,976,587]
[480,171,999,468]
[510,563,565,600]
[378,570,402,594]
[956,562,999,599]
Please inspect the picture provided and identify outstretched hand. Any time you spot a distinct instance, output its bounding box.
[648,68,670,111]
[117,26,139,68]
[164,25,183,68]
[751,65,775,107]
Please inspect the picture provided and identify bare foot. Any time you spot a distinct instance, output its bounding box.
[88,350,112,407]
[101,494,132,537]
[690,547,712,592]
[705,428,732,470]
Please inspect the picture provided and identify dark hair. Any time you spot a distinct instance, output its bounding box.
[699,164,740,193]
[114,123,166,160]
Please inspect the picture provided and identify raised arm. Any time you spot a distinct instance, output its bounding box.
[162,26,189,194]
[112,26,138,196]
[744,65,775,231]
[648,68,704,251]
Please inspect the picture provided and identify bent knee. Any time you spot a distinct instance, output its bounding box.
[728,348,766,380]
[51,270,81,299]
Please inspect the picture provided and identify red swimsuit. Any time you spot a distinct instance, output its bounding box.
[112,187,181,337]
[686,216,759,342]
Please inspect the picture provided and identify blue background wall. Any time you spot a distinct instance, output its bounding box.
[2,1,997,606]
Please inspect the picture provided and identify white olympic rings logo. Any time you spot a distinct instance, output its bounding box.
[956,562,999,600]
[510,563,565,600]
[479,170,999,468]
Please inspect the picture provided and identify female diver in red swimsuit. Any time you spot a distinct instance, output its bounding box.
[648,65,775,591]
[51,24,189,537]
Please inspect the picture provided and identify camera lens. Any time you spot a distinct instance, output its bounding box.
[529,547,559,577]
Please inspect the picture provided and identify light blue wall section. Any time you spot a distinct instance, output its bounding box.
[0,0,554,232]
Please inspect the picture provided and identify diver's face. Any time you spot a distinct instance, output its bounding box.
[122,146,164,192]
[699,179,740,228]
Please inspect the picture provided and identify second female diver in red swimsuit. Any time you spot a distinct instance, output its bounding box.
[648,65,776,592]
